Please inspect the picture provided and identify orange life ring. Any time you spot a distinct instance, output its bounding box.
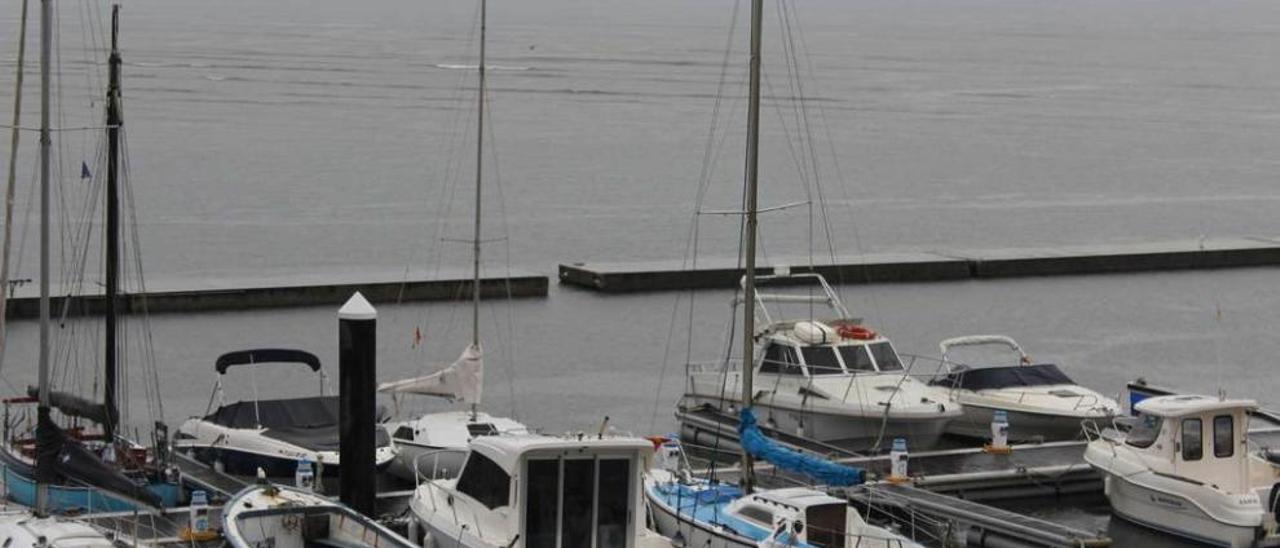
[838,325,877,340]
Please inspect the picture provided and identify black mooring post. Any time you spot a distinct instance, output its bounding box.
[338,291,377,517]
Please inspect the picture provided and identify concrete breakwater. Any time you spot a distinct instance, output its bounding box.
[559,236,1280,293]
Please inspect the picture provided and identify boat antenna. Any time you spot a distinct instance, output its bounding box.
[34,0,52,516]
[468,0,487,424]
[739,0,763,494]
[103,3,122,446]
[0,0,30,371]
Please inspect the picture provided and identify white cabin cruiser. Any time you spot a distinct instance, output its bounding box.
[931,335,1119,441]
[1084,395,1280,547]
[223,483,415,548]
[175,349,396,479]
[684,273,959,450]
[408,434,672,547]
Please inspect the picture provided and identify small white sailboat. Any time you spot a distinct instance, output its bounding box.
[1084,394,1280,547]
[684,273,960,450]
[407,434,673,548]
[222,483,415,548]
[932,335,1119,441]
[378,0,527,482]
[175,349,396,478]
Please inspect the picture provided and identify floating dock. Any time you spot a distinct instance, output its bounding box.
[3,272,548,317]
[559,236,1280,292]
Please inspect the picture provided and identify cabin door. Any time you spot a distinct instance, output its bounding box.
[524,456,635,548]
[1173,416,1216,482]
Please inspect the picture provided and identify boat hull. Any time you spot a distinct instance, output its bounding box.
[180,445,391,479]
[945,404,1091,441]
[1,461,180,514]
[684,396,950,450]
[1105,474,1273,548]
[386,440,467,482]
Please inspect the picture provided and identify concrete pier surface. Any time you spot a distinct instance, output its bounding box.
[559,236,1280,293]
[3,271,548,318]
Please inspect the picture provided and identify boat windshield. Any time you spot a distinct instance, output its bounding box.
[1125,413,1163,449]
[838,345,875,373]
[868,342,904,371]
[801,346,844,375]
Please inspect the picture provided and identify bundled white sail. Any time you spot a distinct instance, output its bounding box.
[379,344,483,405]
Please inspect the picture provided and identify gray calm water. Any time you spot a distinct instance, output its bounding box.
[1,0,1279,545]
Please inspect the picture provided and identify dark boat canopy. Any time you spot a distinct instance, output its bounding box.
[931,363,1075,392]
[215,348,321,375]
[203,395,390,450]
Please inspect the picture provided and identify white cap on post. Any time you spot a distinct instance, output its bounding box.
[338,291,377,321]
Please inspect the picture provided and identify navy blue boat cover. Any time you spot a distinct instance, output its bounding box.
[931,363,1075,391]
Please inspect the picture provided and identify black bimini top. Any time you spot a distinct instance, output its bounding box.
[203,396,389,450]
[215,348,321,375]
[931,363,1075,391]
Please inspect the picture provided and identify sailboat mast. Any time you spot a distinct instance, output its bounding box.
[740,0,763,493]
[35,0,52,515]
[103,4,121,444]
[471,0,486,350]
[0,0,30,367]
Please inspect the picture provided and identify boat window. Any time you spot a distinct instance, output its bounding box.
[596,459,632,548]
[467,423,499,437]
[561,459,596,547]
[805,503,848,548]
[868,342,904,371]
[800,346,844,375]
[456,453,510,509]
[525,459,560,548]
[1181,418,1203,461]
[1124,414,1162,449]
[1214,415,1234,458]
[838,345,875,372]
[760,344,803,376]
[393,426,414,441]
[738,505,773,525]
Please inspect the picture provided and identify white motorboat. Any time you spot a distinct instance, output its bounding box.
[1084,394,1280,547]
[931,335,1119,441]
[684,273,959,450]
[175,349,396,479]
[408,434,672,548]
[222,483,415,548]
[0,512,118,548]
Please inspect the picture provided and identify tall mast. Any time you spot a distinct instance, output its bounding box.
[35,0,52,515]
[471,0,486,350]
[0,0,30,368]
[103,4,122,444]
[739,0,763,494]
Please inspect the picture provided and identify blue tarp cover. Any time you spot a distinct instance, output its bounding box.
[737,408,864,487]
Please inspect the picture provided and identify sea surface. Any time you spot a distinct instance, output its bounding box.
[1,0,1279,545]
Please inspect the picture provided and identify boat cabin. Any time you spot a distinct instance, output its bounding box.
[725,488,851,546]
[412,435,654,548]
[758,321,904,378]
[1126,395,1255,494]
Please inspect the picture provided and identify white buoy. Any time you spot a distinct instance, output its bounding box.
[986,409,1012,454]
[889,438,909,481]
[189,490,209,533]
[295,457,315,492]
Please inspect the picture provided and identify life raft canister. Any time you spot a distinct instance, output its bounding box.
[837,324,877,340]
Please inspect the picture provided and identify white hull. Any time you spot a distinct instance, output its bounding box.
[648,494,751,548]
[687,395,950,450]
[1105,475,1273,548]
[945,404,1090,441]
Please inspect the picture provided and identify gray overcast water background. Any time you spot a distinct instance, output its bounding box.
[2,0,1279,544]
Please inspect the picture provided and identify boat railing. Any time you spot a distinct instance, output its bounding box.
[412,448,469,485]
